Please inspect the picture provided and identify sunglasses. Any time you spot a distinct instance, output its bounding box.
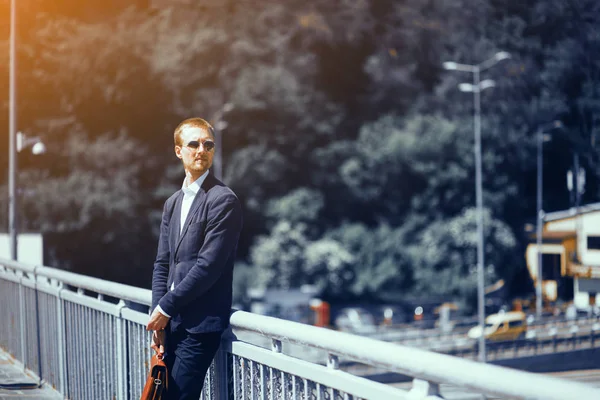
[184,140,215,151]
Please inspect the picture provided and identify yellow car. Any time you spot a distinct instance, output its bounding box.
[467,311,527,341]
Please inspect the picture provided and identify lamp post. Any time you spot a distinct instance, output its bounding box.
[8,132,46,262]
[8,0,18,261]
[443,51,511,363]
[535,120,562,320]
[213,102,234,181]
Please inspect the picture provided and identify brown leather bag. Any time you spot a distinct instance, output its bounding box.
[140,354,168,400]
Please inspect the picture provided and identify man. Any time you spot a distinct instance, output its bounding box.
[147,117,243,399]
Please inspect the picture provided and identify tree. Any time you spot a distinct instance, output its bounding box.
[408,207,517,310]
[0,122,157,286]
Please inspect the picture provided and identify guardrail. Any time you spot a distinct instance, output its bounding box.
[2,258,600,399]
[444,326,600,360]
[394,320,600,358]
[341,314,599,345]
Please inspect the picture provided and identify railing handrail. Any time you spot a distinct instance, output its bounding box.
[0,257,151,306]
[229,310,600,399]
[2,257,600,399]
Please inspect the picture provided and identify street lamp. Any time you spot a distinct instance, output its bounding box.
[535,120,563,320]
[443,51,511,363]
[8,0,17,261]
[212,102,234,181]
[9,132,46,262]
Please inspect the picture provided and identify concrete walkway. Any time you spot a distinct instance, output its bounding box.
[0,350,61,399]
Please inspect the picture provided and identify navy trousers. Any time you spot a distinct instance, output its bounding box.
[164,326,223,400]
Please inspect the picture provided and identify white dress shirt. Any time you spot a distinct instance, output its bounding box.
[156,170,209,319]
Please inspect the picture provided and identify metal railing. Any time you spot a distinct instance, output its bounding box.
[2,257,600,400]
[340,314,599,345]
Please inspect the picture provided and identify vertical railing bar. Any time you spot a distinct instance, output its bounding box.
[107,314,113,399]
[206,355,212,400]
[73,302,80,400]
[45,292,51,385]
[303,378,308,400]
[65,300,72,399]
[133,321,140,398]
[85,305,92,400]
[18,273,27,372]
[241,357,246,400]
[115,300,127,400]
[269,366,274,400]
[80,303,86,400]
[71,302,78,400]
[93,308,99,400]
[41,293,49,386]
[137,322,143,398]
[81,303,88,400]
[133,320,138,399]
[125,319,130,398]
[90,308,95,400]
[111,314,117,399]
[93,309,100,400]
[61,299,67,397]
[126,309,132,400]
[260,364,267,400]
[281,370,286,399]
[292,374,297,400]
[100,310,107,399]
[84,305,90,400]
[250,359,255,400]
[32,268,43,383]
[87,307,92,400]
[233,355,239,399]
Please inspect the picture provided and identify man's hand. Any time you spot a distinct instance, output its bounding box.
[151,329,166,358]
[146,308,170,331]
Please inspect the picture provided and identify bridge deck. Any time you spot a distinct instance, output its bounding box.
[0,350,61,399]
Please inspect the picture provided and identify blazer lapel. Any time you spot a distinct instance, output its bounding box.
[170,192,184,255]
[173,176,212,257]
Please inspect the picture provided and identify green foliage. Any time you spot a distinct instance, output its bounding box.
[250,221,354,295]
[1,0,599,307]
[325,222,412,299]
[409,208,517,302]
[251,221,310,289]
[265,188,324,226]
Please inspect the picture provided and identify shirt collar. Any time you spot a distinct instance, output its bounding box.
[182,170,209,196]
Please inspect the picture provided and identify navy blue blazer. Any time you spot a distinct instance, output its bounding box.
[151,173,243,334]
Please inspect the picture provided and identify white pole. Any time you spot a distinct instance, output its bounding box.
[473,66,486,363]
[9,0,18,261]
[536,128,544,319]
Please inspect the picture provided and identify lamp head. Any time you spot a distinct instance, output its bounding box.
[458,83,475,92]
[479,79,496,91]
[31,142,46,155]
[443,62,458,71]
[494,51,511,62]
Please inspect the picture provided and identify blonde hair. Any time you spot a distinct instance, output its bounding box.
[173,118,215,146]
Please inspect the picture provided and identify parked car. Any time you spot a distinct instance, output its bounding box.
[467,311,527,341]
[334,307,377,334]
